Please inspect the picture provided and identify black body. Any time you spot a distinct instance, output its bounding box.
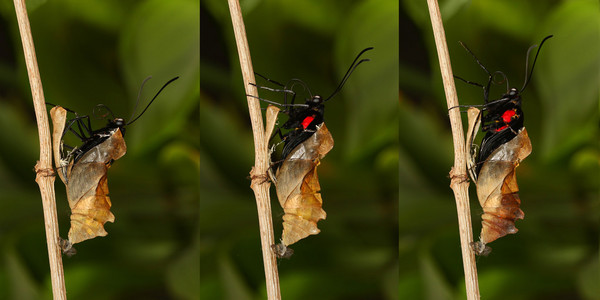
[52,76,179,164]
[252,47,373,167]
[476,88,523,176]
[456,36,552,177]
[279,95,325,161]
[68,118,125,164]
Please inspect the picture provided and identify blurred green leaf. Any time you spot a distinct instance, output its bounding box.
[62,0,132,31]
[3,246,40,300]
[536,0,600,162]
[166,240,201,300]
[336,0,399,162]
[419,250,453,300]
[577,256,600,300]
[217,254,253,300]
[120,0,199,153]
[398,272,423,300]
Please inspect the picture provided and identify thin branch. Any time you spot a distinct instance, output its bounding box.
[13,0,66,299]
[227,0,281,299]
[426,1,480,299]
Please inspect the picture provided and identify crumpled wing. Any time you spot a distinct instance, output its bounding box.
[65,129,126,244]
[275,123,333,246]
[475,128,531,247]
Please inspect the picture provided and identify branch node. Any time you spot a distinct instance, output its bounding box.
[449,167,469,188]
[34,161,55,178]
[250,167,270,187]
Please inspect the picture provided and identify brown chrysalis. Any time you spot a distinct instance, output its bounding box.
[458,36,551,255]
[51,105,125,245]
[49,77,178,254]
[263,104,328,259]
[274,123,333,248]
[252,48,372,258]
[466,108,531,256]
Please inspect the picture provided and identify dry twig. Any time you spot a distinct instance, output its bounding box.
[13,0,66,299]
[426,0,480,299]
[227,0,281,299]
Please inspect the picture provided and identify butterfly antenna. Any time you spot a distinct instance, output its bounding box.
[324,47,373,101]
[127,76,179,125]
[459,41,493,77]
[128,76,153,122]
[520,35,553,92]
[288,78,313,98]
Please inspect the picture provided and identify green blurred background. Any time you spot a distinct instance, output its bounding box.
[0,0,199,299]
[200,0,399,299]
[398,0,598,299]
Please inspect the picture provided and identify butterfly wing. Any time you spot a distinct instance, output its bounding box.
[275,123,333,246]
[474,128,531,250]
[66,128,126,244]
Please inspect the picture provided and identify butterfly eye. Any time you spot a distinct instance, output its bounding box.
[113,118,125,127]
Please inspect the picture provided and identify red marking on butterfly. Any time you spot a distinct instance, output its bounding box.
[501,109,517,123]
[301,116,315,129]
